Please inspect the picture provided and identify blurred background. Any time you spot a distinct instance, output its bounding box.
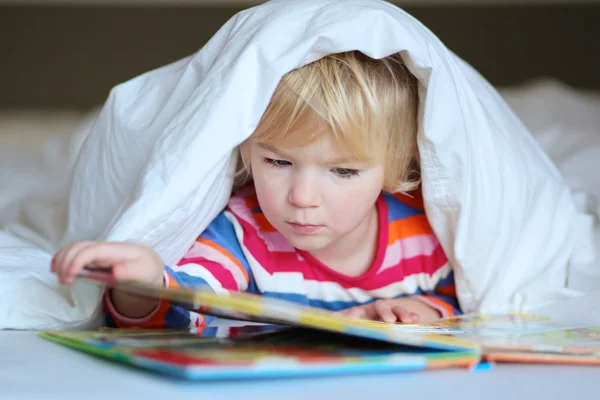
[1,0,599,111]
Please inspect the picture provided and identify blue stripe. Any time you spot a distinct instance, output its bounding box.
[383,192,423,223]
[200,212,257,291]
[308,298,369,311]
[164,304,191,328]
[261,292,373,312]
[165,267,212,290]
[435,270,455,287]
[104,313,118,328]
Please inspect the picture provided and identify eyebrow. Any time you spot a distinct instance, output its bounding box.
[257,143,284,154]
[257,143,360,165]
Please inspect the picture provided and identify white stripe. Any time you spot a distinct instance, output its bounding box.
[224,208,295,253]
[227,210,454,304]
[189,241,248,291]
[380,235,439,272]
[175,263,228,294]
[302,263,451,303]
[188,312,200,328]
[227,212,301,291]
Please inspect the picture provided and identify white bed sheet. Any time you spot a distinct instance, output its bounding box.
[0,330,598,400]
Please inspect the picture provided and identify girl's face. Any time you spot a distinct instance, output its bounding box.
[249,127,385,259]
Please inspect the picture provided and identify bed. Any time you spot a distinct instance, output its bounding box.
[1,328,599,400]
[1,0,599,398]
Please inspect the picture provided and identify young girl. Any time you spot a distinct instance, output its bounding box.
[52,51,460,329]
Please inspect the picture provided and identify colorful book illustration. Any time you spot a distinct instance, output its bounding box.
[437,314,600,365]
[410,313,600,365]
[41,327,481,380]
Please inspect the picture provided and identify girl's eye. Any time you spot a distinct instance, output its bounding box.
[333,168,360,178]
[263,158,291,167]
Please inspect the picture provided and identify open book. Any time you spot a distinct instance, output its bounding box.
[41,271,600,380]
[74,269,478,351]
[440,313,600,366]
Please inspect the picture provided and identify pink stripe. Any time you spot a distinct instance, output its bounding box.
[238,216,447,291]
[182,246,233,267]
[176,260,239,291]
[182,241,209,259]
[354,247,448,292]
[260,231,296,252]
[181,242,248,288]
[228,196,258,228]
[229,198,295,253]
[380,235,439,271]
[237,218,308,273]
[198,260,239,290]
[228,187,448,294]
[242,247,447,295]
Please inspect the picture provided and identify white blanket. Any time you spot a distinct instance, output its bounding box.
[1,0,598,330]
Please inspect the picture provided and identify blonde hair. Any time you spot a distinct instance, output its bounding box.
[238,50,420,193]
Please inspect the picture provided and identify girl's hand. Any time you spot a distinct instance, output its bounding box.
[341,297,442,324]
[51,241,165,287]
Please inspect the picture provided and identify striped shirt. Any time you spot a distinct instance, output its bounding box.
[105,186,460,329]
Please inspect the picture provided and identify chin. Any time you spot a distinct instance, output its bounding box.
[284,235,330,252]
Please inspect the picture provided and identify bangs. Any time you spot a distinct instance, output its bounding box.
[250,52,392,164]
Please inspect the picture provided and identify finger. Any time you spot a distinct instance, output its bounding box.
[52,241,84,274]
[61,242,98,277]
[374,300,397,323]
[64,243,133,285]
[53,241,95,283]
[392,306,420,324]
[50,251,58,272]
[111,261,144,282]
[51,244,71,273]
[343,307,366,319]
[51,252,59,272]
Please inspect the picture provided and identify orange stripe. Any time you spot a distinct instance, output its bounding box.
[144,300,174,328]
[484,353,600,365]
[423,295,455,317]
[243,196,260,210]
[253,212,277,232]
[393,190,424,211]
[388,214,433,245]
[192,313,208,335]
[196,238,250,283]
[436,285,456,297]
[241,195,277,232]
[165,271,181,289]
